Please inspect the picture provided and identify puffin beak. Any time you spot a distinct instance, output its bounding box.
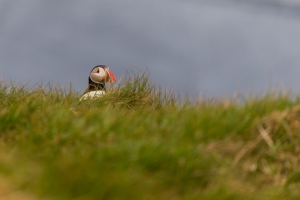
[106,69,116,83]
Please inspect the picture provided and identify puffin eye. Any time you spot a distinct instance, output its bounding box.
[96,69,99,73]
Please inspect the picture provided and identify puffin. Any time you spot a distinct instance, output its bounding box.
[80,65,116,101]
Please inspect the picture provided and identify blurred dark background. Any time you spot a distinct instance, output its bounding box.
[1,0,300,98]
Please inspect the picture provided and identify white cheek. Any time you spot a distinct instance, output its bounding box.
[98,68,106,77]
[90,68,106,83]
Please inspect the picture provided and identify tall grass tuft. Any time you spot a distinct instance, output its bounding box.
[97,70,178,109]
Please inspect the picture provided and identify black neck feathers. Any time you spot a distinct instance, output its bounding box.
[87,77,106,92]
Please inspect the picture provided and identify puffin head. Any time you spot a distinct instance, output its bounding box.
[89,65,116,84]
[88,65,116,91]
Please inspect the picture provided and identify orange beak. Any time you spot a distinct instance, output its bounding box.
[106,69,116,83]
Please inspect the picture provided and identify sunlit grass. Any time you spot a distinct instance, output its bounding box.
[1,73,300,199]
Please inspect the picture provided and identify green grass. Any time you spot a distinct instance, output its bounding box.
[1,72,300,199]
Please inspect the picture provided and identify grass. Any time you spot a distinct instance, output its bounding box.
[1,72,300,199]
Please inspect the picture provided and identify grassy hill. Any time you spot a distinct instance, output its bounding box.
[1,72,300,199]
